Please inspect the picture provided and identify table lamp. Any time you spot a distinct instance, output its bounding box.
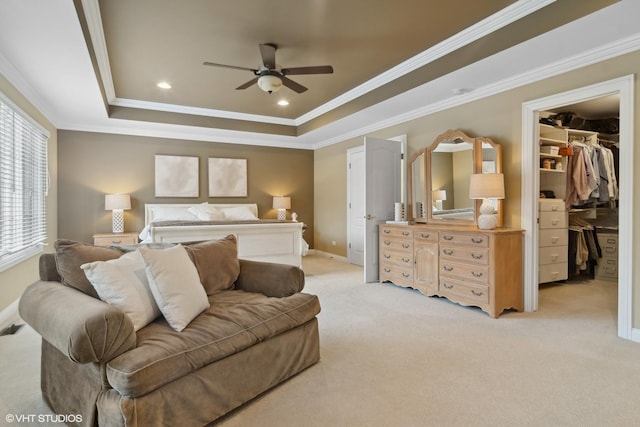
[105,194,131,233]
[273,196,291,221]
[469,174,504,230]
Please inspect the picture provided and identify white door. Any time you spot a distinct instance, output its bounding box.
[364,137,403,282]
[347,146,365,265]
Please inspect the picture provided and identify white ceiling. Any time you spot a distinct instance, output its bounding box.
[0,0,638,150]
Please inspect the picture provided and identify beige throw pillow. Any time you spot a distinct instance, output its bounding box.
[81,251,161,331]
[139,244,209,332]
[184,235,240,294]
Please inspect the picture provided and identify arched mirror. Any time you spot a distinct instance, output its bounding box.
[408,129,502,226]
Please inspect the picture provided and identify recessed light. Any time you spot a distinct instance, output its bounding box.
[277,99,289,106]
[157,82,172,89]
[452,88,470,95]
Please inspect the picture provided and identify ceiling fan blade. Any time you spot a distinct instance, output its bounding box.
[259,43,277,69]
[281,65,334,76]
[236,77,259,90]
[203,62,258,73]
[281,76,308,93]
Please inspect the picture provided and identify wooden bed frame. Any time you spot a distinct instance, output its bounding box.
[143,203,303,267]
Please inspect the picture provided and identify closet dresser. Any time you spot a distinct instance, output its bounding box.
[380,224,523,318]
[382,129,524,318]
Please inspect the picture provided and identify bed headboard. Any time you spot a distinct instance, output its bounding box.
[144,203,259,225]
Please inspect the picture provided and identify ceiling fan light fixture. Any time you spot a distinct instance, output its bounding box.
[257,74,282,93]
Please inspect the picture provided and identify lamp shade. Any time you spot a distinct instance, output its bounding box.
[272,196,291,210]
[105,194,131,211]
[469,174,505,200]
[433,190,447,201]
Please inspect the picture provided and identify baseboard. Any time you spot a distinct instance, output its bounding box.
[306,249,349,263]
[631,328,640,344]
[0,298,21,331]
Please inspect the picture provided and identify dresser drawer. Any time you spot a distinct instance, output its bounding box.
[439,232,489,248]
[380,237,413,252]
[538,245,568,265]
[380,226,413,239]
[380,264,413,287]
[539,212,567,229]
[539,263,567,283]
[439,277,489,305]
[440,260,489,284]
[599,234,618,258]
[93,233,138,247]
[539,199,565,212]
[414,229,438,242]
[595,258,618,279]
[440,245,489,265]
[380,251,414,268]
[539,229,568,247]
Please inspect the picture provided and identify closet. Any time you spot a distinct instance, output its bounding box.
[538,97,620,286]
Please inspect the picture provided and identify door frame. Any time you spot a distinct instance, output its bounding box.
[346,145,365,266]
[521,75,635,340]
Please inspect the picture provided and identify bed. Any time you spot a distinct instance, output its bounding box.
[140,203,304,267]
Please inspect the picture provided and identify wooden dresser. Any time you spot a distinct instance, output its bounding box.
[379,223,523,318]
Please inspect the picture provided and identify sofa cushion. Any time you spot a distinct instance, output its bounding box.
[54,239,123,299]
[139,244,210,332]
[184,235,240,294]
[81,251,161,331]
[106,290,321,397]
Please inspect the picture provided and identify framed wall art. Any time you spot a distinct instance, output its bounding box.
[208,157,247,197]
[155,155,199,197]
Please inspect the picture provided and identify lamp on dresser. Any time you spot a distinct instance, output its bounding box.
[273,196,291,220]
[432,189,447,210]
[105,193,131,233]
[469,173,504,230]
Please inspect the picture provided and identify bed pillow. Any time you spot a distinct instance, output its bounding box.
[220,206,258,220]
[152,206,198,221]
[184,235,240,294]
[81,251,161,331]
[138,244,209,332]
[54,239,123,299]
[188,203,226,221]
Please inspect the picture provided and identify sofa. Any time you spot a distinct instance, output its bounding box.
[18,236,321,426]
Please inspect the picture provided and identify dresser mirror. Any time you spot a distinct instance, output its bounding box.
[406,129,503,226]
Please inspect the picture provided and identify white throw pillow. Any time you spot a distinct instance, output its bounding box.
[138,244,209,332]
[81,251,161,331]
[188,203,226,221]
[221,206,258,220]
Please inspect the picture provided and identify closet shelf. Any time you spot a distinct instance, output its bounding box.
[539,168,565,173]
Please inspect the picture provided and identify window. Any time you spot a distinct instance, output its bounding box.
[0,93,49,272]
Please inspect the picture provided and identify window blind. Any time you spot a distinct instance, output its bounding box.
[0,94,49,271]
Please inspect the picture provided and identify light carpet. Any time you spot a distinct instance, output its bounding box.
[2,254,639,427]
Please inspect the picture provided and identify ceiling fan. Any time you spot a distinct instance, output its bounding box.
[203,43,333,94]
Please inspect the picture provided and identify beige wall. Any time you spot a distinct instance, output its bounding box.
[58,131,314,246]
[314,50,640,328]
[0,75,58,314]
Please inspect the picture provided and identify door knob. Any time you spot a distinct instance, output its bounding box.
[365,214,376,220]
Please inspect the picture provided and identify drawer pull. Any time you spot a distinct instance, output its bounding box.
[551,219,559,225]
[551,254,558,261]
[420,233,430,239]
[442,283,453,289]
[551,237,559,244]
[471,271,484,278]
[443,249,454,256]
[606,238,616,244]
[383,229,391,234]
[443,266,453,272]
[551,206,559,211]
[384,240,391,245]
[402,231,410,236]
[402,273,410,278]
[402,257,410,263]
[471,253,484,260]
[111,240,122,244]
[443,235,454,241]
[471,237,484,244]
[384,254,391,259]
[402,243,410,249]
[471,290,484,296]
[384,268,391,273]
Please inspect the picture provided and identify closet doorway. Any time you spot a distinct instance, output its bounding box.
[521,76,634,341]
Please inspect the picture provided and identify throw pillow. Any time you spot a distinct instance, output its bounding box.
[184,235,240,294]
[54,239,123,298]
[188,203,226,221]
[81,251,161,331]
[138,244,209,332]
[220,206,258,220]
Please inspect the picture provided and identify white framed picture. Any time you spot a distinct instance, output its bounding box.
[155,155,199,197]
[208,158,247,197]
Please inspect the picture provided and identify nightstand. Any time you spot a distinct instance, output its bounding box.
[93,232,138,247]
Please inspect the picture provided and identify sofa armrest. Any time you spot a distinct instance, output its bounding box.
[235,259,305,297]
[19,281,136,364]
